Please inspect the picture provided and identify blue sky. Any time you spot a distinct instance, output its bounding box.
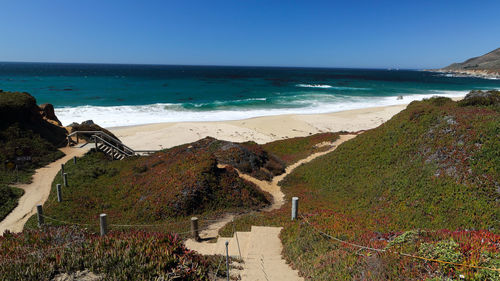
[1,0,499,68]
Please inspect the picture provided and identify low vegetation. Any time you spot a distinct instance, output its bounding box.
[5,88,500,279]
[25,138,273,232]
[0,226,227,281]
[0,185,24,221]
[0,91,66,221]
[262,132,340,165]
[223,91,500,280]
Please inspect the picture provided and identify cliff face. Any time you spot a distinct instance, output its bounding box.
[435,47,500,78]
[0,90,67,147]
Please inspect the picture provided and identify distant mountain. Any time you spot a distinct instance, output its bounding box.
[434,47,500,78]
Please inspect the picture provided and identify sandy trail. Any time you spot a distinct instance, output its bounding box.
[0,146,91,234]
[186,134,357,280]
[238,134,357,211]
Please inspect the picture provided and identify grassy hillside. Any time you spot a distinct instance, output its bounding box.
[25,138,272,232]
[0,91,66,221]
[262,132,340,165]
[0,226,226,281]
[223,91,500,280]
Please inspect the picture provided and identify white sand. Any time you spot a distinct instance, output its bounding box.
[110,104,406,150]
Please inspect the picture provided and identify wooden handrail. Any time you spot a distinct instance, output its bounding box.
[69,130,159,158]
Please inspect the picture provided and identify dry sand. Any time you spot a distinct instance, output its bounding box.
[109,104,406,150]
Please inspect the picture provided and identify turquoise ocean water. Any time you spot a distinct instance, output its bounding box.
[0,62,499,127]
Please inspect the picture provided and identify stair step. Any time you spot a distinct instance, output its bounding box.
[214,231,251,258]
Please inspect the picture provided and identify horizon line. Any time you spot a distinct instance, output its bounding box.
[0,60,422,71]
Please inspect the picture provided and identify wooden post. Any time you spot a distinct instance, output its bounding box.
[100,214,108,236]
[56,184,62,202]
[225,241,230,281]
[73,156,77,164]
[76,133,79,144]
[67,135,71,146]
[37,204,44,227]
[94,136,98,151]
[60,163,65,177]
[191,217,200,241]
[63,173,68,187]
[291,197,299,220]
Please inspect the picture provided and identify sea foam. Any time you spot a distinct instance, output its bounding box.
[55,90,469,128]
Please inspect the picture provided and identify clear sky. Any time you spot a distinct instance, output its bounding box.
[1,0,499,69]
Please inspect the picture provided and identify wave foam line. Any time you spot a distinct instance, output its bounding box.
[296,84,371,90]
[55,90,468,128]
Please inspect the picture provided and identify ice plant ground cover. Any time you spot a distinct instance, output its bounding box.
[0,226,228,281]
[221,92,500,280]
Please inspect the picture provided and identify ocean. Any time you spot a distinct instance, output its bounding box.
[1,62,499,127]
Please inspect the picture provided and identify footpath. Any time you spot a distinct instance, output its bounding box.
[186,135,356,281]
[0,145,91,234]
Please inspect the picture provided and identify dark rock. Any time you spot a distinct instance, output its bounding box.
[81,120,95,126]
[69,121,121,147]
[0,91,67,147]
[39,103,62,126]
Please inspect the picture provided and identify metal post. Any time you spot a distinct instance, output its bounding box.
[56,184,62,202]
[73,156,77,164]
[291,197,299,220]
[225,241,230,281]
[191,217,200,241]
[100,214,108,236]
[232,218,242,260]
[63,173,68,187]
[37,204,44,227]
[60,163,65,177]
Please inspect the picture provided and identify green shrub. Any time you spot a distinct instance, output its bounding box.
[0,185,24,221]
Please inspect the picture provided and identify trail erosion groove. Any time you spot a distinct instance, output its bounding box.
[186,134,357,281]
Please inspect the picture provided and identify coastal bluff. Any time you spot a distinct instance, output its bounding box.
[431,47,500,78]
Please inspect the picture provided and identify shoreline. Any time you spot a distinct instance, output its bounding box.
[109,103,409,150]
[426,69,500,80]
[110,96,466,150]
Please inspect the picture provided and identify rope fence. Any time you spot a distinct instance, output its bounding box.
[37,210,222,237]
[300,214,500,273]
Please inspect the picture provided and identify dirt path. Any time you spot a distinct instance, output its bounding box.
[238,134,357,211]
[0,146,91,235]
[186,134,357,280]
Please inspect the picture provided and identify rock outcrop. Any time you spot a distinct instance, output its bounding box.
[39,103,62,126]
[0,91,67,147]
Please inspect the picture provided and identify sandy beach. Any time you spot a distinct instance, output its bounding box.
[110,103,407,150]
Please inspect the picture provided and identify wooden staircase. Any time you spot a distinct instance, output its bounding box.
[67,131,158,160]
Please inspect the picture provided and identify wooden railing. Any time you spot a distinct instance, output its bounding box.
[67,131,158,159]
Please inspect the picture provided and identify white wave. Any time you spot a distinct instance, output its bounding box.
[296,84,333,88]
[55,90,468,128]
[296,84,371,90]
